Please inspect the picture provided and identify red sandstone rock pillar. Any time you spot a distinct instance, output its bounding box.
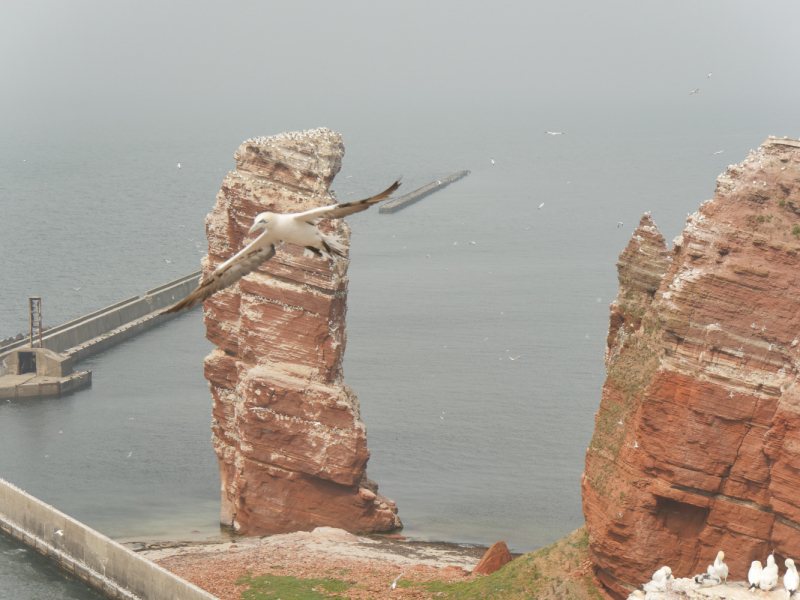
[582,137,800,599]
[201,128,401,535]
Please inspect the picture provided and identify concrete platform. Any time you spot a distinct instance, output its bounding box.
[0,271,200,399]
[0,371,91,399]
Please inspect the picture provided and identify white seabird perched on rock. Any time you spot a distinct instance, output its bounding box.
[785,558,799,598]
[759,554,778,593]
[748,560,762,591]
[642,578,666,593]
[694,564,721,587]
[642,566,672,593]
[166,180,401,313]
[626,591,645,600]
[713,550,729,583]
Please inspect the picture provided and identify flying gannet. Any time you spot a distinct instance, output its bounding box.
[166,180,400,313]
[690,89,699,95]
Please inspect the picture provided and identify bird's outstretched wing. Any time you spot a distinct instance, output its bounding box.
[164,237,276,313]
[299,180,401,223]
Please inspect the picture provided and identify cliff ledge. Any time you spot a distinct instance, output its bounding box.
[583,137,800,598]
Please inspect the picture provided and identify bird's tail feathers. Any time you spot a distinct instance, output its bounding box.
[322,233,349,258]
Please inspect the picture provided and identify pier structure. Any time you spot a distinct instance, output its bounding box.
[0,476,219,600]
[0,271,201,399]
[378,170,470,214]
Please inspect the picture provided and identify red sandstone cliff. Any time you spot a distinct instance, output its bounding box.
[582,137,800,598]
[202,128,400,535]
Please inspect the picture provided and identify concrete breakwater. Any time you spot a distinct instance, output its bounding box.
[379,170,470,214]
[0,477,219,600]
[0,272,201,381]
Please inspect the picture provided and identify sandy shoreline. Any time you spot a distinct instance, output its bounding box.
[128,527,501,600]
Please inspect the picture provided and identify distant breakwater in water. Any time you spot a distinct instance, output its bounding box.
[379,170,470,213]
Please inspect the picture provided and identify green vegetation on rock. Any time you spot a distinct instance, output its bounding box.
[237,529,599,600]
[238,574,351,600]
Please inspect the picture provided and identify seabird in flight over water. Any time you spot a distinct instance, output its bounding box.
[166,180,401,313]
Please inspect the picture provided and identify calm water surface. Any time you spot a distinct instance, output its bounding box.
[0,121,788,597]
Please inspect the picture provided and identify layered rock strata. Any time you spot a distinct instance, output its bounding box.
[202,128,400,535]
[582,137,800,598]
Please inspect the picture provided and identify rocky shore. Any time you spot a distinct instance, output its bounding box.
[136,528,482,600]
[132,527,601,600]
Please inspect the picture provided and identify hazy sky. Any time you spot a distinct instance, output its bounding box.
[3,1,799,138]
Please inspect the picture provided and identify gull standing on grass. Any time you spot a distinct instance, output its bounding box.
[387,573,403,594]
[166,180,400,313]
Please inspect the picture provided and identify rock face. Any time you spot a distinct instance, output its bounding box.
[473,541,513,575]
[582,137,800,598]
[203,128,401,535]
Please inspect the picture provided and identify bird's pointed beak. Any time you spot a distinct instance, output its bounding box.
[248,220,266,234]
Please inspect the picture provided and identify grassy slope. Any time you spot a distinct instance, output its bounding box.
[237,527,604,600]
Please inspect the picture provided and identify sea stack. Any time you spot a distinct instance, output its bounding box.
[202,128,401,535]
[582,137,800,598]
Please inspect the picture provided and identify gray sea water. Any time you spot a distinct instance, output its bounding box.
[1,116,797,598]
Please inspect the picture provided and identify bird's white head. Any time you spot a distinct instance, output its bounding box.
[752,560,762,569]
[717,551,725,561]
[768,554,776,567]
[662,566,673,579]
[249,212,273,234]
[788,558,796,569]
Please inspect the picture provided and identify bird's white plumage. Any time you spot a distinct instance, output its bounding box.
[747,560,762,590]
[694,564,721,587]
[713,551,728,583]
[785,558,799,598]
[642,579,665,593]
[759,554,778,592]
[165,180,400,313]
[390,573,403,590]
[642,567,672,593]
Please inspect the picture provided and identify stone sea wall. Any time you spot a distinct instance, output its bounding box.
[582,138,800,598]
[202,128,400,535]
